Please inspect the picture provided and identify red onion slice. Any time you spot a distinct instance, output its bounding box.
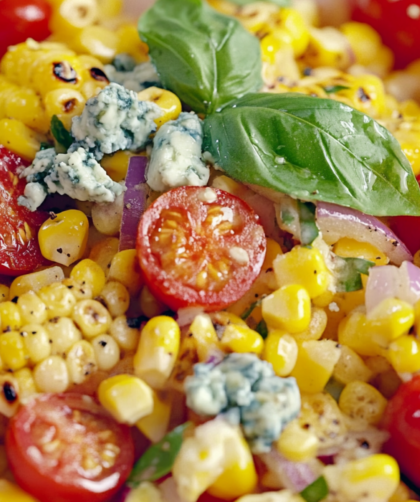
[119,156,149,251]
[316,202,412,266]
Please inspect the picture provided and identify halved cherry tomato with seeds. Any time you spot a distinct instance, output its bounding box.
[136,186,266,311]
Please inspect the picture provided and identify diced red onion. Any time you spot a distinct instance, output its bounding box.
[159,478,187,502]
[176,307,205,327]
[119,156,149,251]
[316,202,412,266]
[238,190,279,241]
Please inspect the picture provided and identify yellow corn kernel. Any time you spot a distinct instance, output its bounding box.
[136,392,172,443]
[62,278,93,301]
[304,27,353,69]
[14,368,38,405]
[0,119,41,161]
[275,8,309,57]
[237,2,279,33]
[138,87,182,128]
[290,339,341,394]
[38,210,89,266]
[77,54,109,99]
[333,237,389,266]
[0,302,21,332]
[4,86,48,134]
[124,482,164,502]
[221,324,264,355]
[338,309,382,357]
[312,289,335,308]
[21,324,51,365]
[0,285,9,303]
[44,88,85,131]
[98,281,129,318]
[38,282,76,319]
[340,22,382,66]
[0,331,27,371]
[367,298,414,347]
[260,33,287,65]
[276,420,319,462]
[97,0,122,18]
[0,375,20,417]
[101,150,135,182]
[65,339,97,384]
[9,266,64,298]
[333,345,373,385]
[89,236,119,275]
[0,479,40,501]
[273,246,330,299]
[45,317,82,356]
[92,334,120,371]
[110,315,140,352]
[71,258,106,297]
[262,284,311,333]
[388,335,420,373]
[394,128,420,177]
[108,249,142,295]
[71,26,119,63]
[98,374,154,425]
[338,380,387,425]
[336,75,386,117]
[263,331,297,377]
[73,299,112,338]
[49,0,98,38]
[117,24,149,63]
[134,316,180,389]
[389,482,411,502]
[211,175,249,198]
[293,307,327,342]
[17,292,48,325]
[139,285,166,319]
[33,355,69,393]
[189,313,220,361]
[263,238,282,270]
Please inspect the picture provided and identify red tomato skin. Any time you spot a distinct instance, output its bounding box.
[352,0,420,68]
[6,394,135,502]
[382,375,420,486]
[0,0,51,56]
[136,186,266,312]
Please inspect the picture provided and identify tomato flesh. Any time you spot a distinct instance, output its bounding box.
[137,186,266,311]
[6,393,135,502]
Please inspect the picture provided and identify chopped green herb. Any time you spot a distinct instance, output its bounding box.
[324,377,345,401]
[50,115,73,150]
[255,319,268,339]
[324,85,350,94]
[335,256,375,292]
[300,476,329,502]
[298,201,319,245]
[281,208,295,225]
[241,300,260,320]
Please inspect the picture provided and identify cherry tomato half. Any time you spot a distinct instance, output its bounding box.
[352,0,420,68]
[382,375,420,486]
[0,0,52,57]
[137,186,266,311]
[0,146,48,275]
[6,393,135,502]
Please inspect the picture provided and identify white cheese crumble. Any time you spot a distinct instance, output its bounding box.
[229,246,250,266]
[198,187,217,203]
[104,60,161,93]
[146,112,209,192]
[328,301,340,312]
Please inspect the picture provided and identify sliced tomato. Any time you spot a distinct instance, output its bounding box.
[6,393,135,502]
[0,146,48,275]
[136,186,266,311]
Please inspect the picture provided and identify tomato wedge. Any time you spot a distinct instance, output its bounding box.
[137,186,266,311]
[0,146,48,275]
[6,393,135,502]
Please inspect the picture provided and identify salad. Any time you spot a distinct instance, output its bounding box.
[1,0,420,501]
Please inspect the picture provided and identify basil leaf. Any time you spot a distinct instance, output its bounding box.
[335,256,375,292]
[300,476,329,502]
[324,84,350,94]
[128,423,191,486]
[50,115,73,150]
[203,93,420,216]
[255,319,268,339]
[298,201,319,245]
[138,0,263,114]
[230,0,290,5]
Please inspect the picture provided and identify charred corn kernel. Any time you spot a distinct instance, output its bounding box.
[117,24,149,63]
[134,316,180,389]
[108,249,142,296]
[333,345,373,385]
[367,298,414,347]
[337,75,386,117]
[14,368,38,405]
[333,237,388,266]
[0,375,20,417]
[293,307,327,342]
[0,478,41,501]
[324,454,399,502]
[290,340,341,394]
[0,119,40,160]
[65,340,97,384]
[33,355,69,393]
[78,54,109,99]
[262,284,311,333]
[89,237,119,275]
[62,278,93,300]
[275,8,309,57]
[0,332,27,371]
[39,210,89,266]
[140,285,166,319]
[98,374,154,424]
[339,380,387,425]
[221,324,264,355]
[0,302,21,332]
[71,26,119,63]
[38,283,76,319]
[50,0,98,37]
[304,27,353,69]
[0,285,9,303]
[189,313,220,361]
[92,334,120,371]
[73,299,112,338]
[138,87,181,128]
[388,335,420,373]
[21,324,51,364]
[110,316,140,352]
[273,247,330,299]
[44,88,85,130]
[136,392,172,443]
[17,292,48,325]
[276,420,319,462]
[9,266,64,298]
[338,309,382,357]
[71,258,106,298]
[340,22,381,66]
[31,53,83,97]
[101,150,134,182]
[45,317,82,356]
[98,281,129,318]
[263,331,297,377]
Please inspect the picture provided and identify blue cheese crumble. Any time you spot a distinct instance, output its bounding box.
[18,147,124,211]
[146,112,209,192]
[71,83,161,160]
[105,58,161,93]
[185,353,301,453]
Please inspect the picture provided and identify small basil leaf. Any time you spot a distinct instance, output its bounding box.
[324,84,350,94]
[300,476,329,502]
[255,319,268,339]
[298,201,319,245]
[230,0,290,5]
[50,115,73,150]
[138,0,263,114]
[202,93,420,216]
[128,422,191,486]
[335,256,375,292]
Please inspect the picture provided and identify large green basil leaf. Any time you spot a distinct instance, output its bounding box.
[138,0,263,114]
[230,0,290,5]
[203,93,420,216]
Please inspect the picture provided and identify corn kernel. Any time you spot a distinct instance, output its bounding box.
[263,331,297,377]
[0,479,40,501]
[388,335,420,373]
[139,285,166,319]
[333,345,373,385]
[136,392,172,443]
[333,237,389,266]
[101,150,134,182]
[98,374,154,425]
[44,88,85,130]
[189,313,220,362]
[33,355,69,393]
[9,266,64,298]
[21,324,51,364]
[108,249,142,295]
[339,380,387,425]
[116,24,149,63]
[49,0,98,38]
[92,334,120,371]
[89,236,119,275]
[110,315,140,352]
[14,368,38,405]
[367,298,414,347]
[17,291,48,325]
[0,285,9,303]
[66,340,97,384]
[62,278,93,301]
[38,210,89,266]
[338,309,382,357]
[71,26,119,63]
[389,482,411,502]
[262,284,311,333]
[293,307,327,342]
[73,299,112,338]
[71,258,106,298]
[0,302,21,332]
[38,283,77,319]
[340,22,382,66]
[275,8,309,57]
[304,27,353,70]
[46,317,82,356]
[277,420,319,462]
[221,324,264,355]
[98,281,129,318]
[138,87,182,128]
